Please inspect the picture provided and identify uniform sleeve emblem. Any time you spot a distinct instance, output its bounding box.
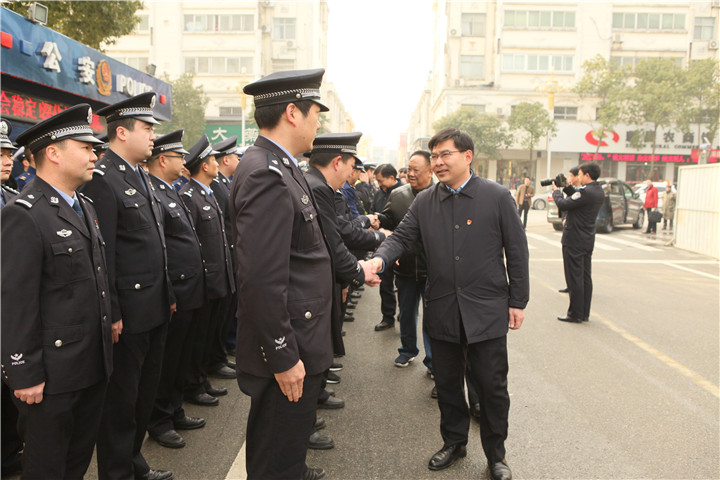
[571,192,582,200]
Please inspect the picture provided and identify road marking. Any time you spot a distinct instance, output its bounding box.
[595,234,661,252]
[591,241,621,251]
[225,441,247,480]
[530,274,720,399]
[663,262,720,281]
[526,233,560,247]
[527,243,537,249]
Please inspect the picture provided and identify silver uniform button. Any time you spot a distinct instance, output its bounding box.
[305,311,312,319]
[180,274,185,279]
[55,340,62,347]
[134,284,141,290]
[68,247,73,253]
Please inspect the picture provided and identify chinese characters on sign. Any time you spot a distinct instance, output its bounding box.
[1,90,104,133]
[40,41,62,72]
[77,56,96,85]
[579,152,717,164]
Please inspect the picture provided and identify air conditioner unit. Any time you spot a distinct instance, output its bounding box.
[612,34,623,43]
[261,25,270,33]
[709,39,719,50]
[286,40,296,48]
[712,0,719,8]
[450,28,459,36]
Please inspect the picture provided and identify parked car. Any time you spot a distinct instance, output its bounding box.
[633,182,676,210]
[547,177,645,233]
[531,190,551,210]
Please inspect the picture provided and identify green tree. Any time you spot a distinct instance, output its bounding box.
[155,73,209,144]
[507,101,557,165]
[679,58,720,148]
[5,1,144,51]
[433,107,511,176]
[573,55,629,154]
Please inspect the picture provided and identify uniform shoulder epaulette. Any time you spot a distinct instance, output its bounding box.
[78,191,94,204]
[212,178,220,184]
[266,152,283,177]
[183,187,194,197]
[2,185,19,195]
[15,189,43,209]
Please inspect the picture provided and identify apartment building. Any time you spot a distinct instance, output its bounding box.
[104,0,352,147]
[409,1,719,187]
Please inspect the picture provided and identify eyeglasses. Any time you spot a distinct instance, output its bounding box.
[430,150,463,161]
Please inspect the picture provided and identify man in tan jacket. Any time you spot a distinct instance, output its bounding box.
[515,177,534,229]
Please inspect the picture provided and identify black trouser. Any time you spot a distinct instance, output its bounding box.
[430,334,510,464]
[518,202,530,229]
[206,295,233,374]
[184,296,230,396]
[645,208,657,233]
[2,382,23,474]
[96,324,168,480]
[14,381,106,479]
[562,245,594,319]
[237,372,324,480]
[148,308,197,436]
[378,267,397,323]
[662,216,673,230]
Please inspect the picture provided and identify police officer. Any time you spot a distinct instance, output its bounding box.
[230,68,335,480]
[2,104,112,479]
[1,119,19,207]
[14,146,36,191]
[180,135,236,404]
[552,162,605,323]
[145,130,208,449]
[81,92,174,480]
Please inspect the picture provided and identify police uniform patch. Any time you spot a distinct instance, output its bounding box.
[56,229,73,238]
[571,192,582,200]
[118,164,126,171]
[301,195,309,205]
[50,196,59,204]
[168,202,176,208]
[125,189,137,196]
[202,205,211,211]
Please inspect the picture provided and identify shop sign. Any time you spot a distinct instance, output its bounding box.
[204,123,259,145]
[579,151,717,164]
[1,89,105,133]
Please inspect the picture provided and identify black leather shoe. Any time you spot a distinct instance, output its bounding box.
[206,385,228,397]
[557,315,583,323]
[302,467,326,480]
[489,459,512,480]
[314,416,326,430]
[151,429,185,449]
[329,362,343,371]
[174,416,205,430]
[558,287,569,293]
[308,431,334,450]
[317,395,344,409]
[208,365,235,378]
[346,302,356,310]
[430,385,438,399]
[225,361,236,370]
[185,392,219,406]
[374,320,393,331]
[428,444,466,471]
[326,372,341,384]
[137,469,174,480]
[343,314,355,322]
[350,291,361,299]
[325,388,335,397]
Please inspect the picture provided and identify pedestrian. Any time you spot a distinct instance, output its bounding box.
[662,184,676,231]
[81,92,175,480]
[229,68,333,480]
[368,128,529,480]
[2,104,113,479]
[145,130,208,450]
[643,179,659,234]
[552,162,605,324]
[515,177,534,229]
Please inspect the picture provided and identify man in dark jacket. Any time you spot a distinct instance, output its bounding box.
[552,162,605,324]
[369,128,528,480]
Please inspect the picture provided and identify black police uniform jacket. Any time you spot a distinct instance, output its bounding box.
[375,174,529,343]
[1,184,18,206]
[552,182,605,251]
[80,150,172,333]
[230,136,333,378]
[2,177,113,394]
[149,175,206,311]
[210,172,234,255]
[334,191,385,252]
[180,179,235,301]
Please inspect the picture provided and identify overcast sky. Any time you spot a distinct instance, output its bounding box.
[326,0,435,149]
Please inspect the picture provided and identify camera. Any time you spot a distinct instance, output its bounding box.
[540,173,566,188]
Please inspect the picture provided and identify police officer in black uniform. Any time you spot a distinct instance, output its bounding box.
[2,104,113,479]
[145,130,208,449]
[230,68,341,480]
[552,162,605,323]
[81,92,174,480]
[180,135,236,405]
[1,119,19,207]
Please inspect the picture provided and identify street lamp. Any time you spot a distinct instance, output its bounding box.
[534,69,565,180]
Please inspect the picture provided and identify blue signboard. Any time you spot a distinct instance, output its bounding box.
[0,7,172,120]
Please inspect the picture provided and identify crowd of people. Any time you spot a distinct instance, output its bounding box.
[1,68,533,480]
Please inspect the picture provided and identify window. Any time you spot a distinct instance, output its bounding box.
[273,18,296,40]
[504,10,575,29]
[611,56,682,68]
[462,104,485,114]
[460,55,483,78]
[502,54,573,72]
[117,57,149,71]
[461,13,486,36]
[272,59,295,72]
[612,12,685,31]
[694,17,715,40]
[219,106,243,117]
[135,15,149,33]
[185,57,253,74]
[184,14,254,32]
[554,106,577,120]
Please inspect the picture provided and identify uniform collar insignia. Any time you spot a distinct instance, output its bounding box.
[159,184,165,189]
[125,189,137,196]
[101,164,107,169]
[56,229,72,237]
[27,194,35,199]
[202,205,211,211]
[282,157,290,166]
[118,164,126,171]
[301,194,309,205]
[50,196,59,204]
[169,202,176,208]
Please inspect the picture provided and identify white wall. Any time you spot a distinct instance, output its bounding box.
[675,164,720,259]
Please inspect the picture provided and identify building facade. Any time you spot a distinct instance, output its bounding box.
[409,1,720,188]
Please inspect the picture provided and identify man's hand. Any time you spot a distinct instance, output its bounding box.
[359,260,381,286]
[14,382,45,405]
[170,303,177,315]
[274,360,305,402]
[366,214,380,230]
[112,319,123,344]
[379,228,392,237]
[509,308,524,330]
[342,286,349,303]
[551,181,558,191]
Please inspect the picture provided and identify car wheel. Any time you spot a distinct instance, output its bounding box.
[633,209,644,229]
[600,218,613,234]
[533,198,546,210]
[552,222,563,231]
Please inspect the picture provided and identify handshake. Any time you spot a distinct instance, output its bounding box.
[365,214,393,238]
[358,257,385,287]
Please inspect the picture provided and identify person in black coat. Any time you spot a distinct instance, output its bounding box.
[2,104,113,479]
[552,162,605,324]
[368,128,529,480]
[145,130,208,449]
[80,93,175,480]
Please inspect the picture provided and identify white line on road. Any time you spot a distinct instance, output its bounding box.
[663,262,720,281]
[525,233,560,247]
[590,241,621,251]
[594,234,662,252]
[225,441,247,480]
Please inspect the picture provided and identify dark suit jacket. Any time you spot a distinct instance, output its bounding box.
[180,179,235,301]
[230,136,333,377]
[553,181,605,250]
[80,150,172,333]
[374,174,529,344]
[210,172,234,253]
[149,175,206,312]
[2,177,113,394]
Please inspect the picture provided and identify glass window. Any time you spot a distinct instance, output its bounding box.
[219,15,232,31]
[515,10,527,27]
[637,13,648,29]
[694,17,715,39]
[552,55,563,71]
[612,13,623,28]
[661,14,673,29]
[553,11,564,28]
[528,11,539,27]
[460,55,483,78]
[540,11,551,27]
[461,13,486,36]
[135,15,149,32]
[220,106,243,117]
[184,57,195,73]
[648,13,660,29]
[197,57,209,73]
[565,11,575,27]
[273,18,296,39]
[554,106,577,120]
[527,55,538,70]
[539,55,549,70]
[514,55,524,70]
[240,57,253,74]
[623,13,635,28]
[504,10,515,27]
[502,55,514,70]
[227,58,239,72]
[674,14,685,30]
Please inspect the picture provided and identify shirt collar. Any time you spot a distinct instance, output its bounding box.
[49,185,77,208]
[191,178,213,196]
[443,172,474,195]
[263,136,299,167]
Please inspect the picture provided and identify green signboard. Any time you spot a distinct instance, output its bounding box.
[204,123,259,146]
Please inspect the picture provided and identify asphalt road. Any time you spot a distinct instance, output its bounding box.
[14,209,719,480]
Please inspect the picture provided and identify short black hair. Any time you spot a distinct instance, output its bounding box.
[579,162,601,180]
[569,165,580,176]
[428,128,474,155]
[399,167,407,174]
[376,164,397,179]
[106,118,138,141]
[254,100,314,130]
[409,150,431,164]
[188,157,211,176]
[308,152,353,168]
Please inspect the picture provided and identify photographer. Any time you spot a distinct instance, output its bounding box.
[551,162,604,324]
